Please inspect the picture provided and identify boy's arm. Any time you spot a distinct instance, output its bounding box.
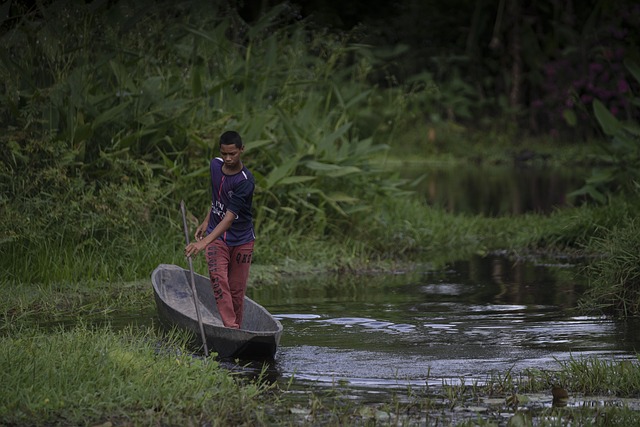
[185,210,235,257]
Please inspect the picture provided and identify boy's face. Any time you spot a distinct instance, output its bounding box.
[220,143,244,170]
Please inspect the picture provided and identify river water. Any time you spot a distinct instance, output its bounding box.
[243,164,640,400]
[404,162,589,216]
[250,254,639,392]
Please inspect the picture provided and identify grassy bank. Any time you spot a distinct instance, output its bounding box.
[3,192,640,321]
[0,324,276,426]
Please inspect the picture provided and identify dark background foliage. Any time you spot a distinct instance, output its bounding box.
[241,0,640,137]
[3,0,638,137]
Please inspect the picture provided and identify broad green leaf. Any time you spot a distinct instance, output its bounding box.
[183,165,210,179]
[568,185,606,204]
[115,129,157,149]
[72,124,93,145]
[612,134,639,151]
[331,83,346,108]
[279,207,299,214]
[562,109,577,127]
[342,205,371,215]
[279,176,316,185]
[184,23,229,45]
[317,191,348,216]
[587,186,607,204]
[593,99,622,136]
[305,161,362,177]
[290,193,324,213]
[326,192,359,203]
[152,99,193,116]
[585,169,614,185]
[324,166,361,178]
[344,90,371,109]
[624,58,640,85]
[191,66,202,97]
[265,155,301,188]
[305,161,339,171]
[622,123,640,137]
[567,187,588,197]
[318,123,351,150]
[244,139,274,153]
[93,101,130,128]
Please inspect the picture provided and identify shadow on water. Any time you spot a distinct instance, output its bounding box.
[248,254,640,392]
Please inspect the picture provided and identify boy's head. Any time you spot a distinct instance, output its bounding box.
[219,131,244,149]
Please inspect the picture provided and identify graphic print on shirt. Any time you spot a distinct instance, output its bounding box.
[211,199,225,219]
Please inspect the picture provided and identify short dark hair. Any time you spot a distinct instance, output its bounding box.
[219,131,243,149]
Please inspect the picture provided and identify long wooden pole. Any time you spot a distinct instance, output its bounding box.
[180,200,209,357]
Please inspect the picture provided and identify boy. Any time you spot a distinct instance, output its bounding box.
[185,131,255,329]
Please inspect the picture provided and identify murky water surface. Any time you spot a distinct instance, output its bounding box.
[249,255,640,391]
[402,163,589,216]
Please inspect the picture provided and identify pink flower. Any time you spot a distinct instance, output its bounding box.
[618,79,630,93]
[589,63,604,74]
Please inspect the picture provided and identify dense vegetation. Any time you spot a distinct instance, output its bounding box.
[2,0,639,311]
[2,1,640,425]
[298,0,640,138]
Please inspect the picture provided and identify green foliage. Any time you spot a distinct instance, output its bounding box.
[352,197,485,262]
[517,197,638,250]
[0,132,181,283]
[569,59,640,203]
[0,0,415,284]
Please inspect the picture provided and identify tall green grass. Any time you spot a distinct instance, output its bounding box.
[580,217,640,317]
[0,0,418,286]
[510,356,640,397]
[0,324,275,426]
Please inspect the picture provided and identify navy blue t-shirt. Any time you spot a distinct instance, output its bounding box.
[206,158,255,246]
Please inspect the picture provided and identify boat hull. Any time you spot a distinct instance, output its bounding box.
[151,264,282,359]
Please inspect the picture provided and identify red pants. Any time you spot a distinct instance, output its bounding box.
[205,239,254,329]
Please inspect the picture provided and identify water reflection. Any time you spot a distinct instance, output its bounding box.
[249,254,638,389]
[400,164,589,216]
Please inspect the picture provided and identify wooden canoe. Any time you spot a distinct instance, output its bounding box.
[151,263,283,359]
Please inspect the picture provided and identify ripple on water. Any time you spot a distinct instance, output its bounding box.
[255,258,640,394]
[275,315,418,334]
